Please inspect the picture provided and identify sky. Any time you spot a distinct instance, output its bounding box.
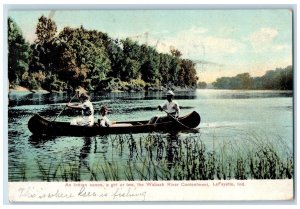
[8,9,293,83]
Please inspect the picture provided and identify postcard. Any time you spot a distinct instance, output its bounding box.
[6,6,294,202]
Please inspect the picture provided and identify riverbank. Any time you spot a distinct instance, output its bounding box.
[9,85,196,94]
[9,86,50,94]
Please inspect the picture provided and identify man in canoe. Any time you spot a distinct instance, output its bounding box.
[149,90,180,124]
[67,92,94,126]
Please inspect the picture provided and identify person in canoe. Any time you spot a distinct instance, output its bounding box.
[98,106,113,127]
[67,91,94,126]
[148,90,180,124]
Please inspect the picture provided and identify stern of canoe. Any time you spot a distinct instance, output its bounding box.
[28,114,52,135]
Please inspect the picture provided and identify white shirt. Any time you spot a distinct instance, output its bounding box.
[160,100,180,117]
[99,115,111,127]
[80,100,94,125]
[69,100,94,126]
[81,100,94,116]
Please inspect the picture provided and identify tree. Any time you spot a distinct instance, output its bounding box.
[213,77,231,89]
[235,73,252,89]
[58,26,111,89]
[140,46,160,83]
[170,48,182,58]
[106,39,124,79]
[197,82,207,89]
[36,15,57,43]
[8,17,30,86]
[120,38,142,81]
[158,53,172,85]
[169,49,182,85]
[27,15,65,90]
[179,59,198,87]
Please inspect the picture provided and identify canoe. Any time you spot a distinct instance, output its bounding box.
[28,111,201,136]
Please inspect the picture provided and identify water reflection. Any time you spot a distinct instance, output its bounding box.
[79,137,92,160]
[28,135,56,148]
[94,136,109,154]
[165,132,180,169]
[9,91,197,108]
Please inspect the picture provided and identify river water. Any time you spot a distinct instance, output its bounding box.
[8,89,294,181]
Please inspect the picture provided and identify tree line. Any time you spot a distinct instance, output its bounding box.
[8,16,198,92]
[212,65,293,90]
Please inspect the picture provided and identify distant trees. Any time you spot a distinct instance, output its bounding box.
[212,66,293,90]
[197,82,207,89]
[8,16,199,92]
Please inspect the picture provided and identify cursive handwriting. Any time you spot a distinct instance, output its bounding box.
[78,186,108,198]
[112,188,147,201]
[18,187,74,199]
[17,186,147,201]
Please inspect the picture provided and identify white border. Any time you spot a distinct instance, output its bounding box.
[2,0,299,207]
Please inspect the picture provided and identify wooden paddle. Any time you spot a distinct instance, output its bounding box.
[52,93,77,122]
[162,110,190,129]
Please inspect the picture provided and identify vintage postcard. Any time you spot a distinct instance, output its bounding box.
[6,6,294,202]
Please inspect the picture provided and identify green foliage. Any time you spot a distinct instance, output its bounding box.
[106,39,124,78]
[36,15,57,43]
[9,16,199,91]
[58,26,111,89]
[213,66,293,90]
[140,45,160,83]
[8,17,30,86]
[158,53,172,84]
[179,59,198,87]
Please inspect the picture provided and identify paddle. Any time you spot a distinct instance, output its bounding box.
[52,93,78,122]
[162,110,190,129]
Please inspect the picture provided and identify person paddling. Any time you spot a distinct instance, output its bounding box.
[67,91,94,126]
[149,90,180,124]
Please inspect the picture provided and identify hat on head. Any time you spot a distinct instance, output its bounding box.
[79,92,89,100]
[166,90,175,96]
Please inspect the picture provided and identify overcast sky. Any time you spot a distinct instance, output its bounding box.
[8,9,293,83]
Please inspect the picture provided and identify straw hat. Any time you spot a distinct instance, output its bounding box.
[79,92,90,100]
[166,90,175,96]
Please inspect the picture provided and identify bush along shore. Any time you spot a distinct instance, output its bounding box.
[9,81,197,94]
[16,133,293,182]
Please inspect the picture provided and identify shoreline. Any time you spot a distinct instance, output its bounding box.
[8,86,293,94]
[9,85,197,94]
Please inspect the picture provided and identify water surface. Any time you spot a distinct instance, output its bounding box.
[8,89,293,181]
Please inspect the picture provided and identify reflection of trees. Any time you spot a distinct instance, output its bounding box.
[79,137,92,160]
[78,137,94,180]
[94,135,109,154]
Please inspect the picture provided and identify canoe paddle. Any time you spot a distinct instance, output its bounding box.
[52,93,77,122]
[162,110,190,129]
